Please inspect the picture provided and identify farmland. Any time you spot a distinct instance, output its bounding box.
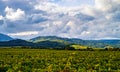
[0,49,120,72]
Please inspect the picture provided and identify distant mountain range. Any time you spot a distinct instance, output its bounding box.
[0,33,13,41]
[0,33,120,48]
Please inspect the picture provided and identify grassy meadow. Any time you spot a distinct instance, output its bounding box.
[0,48,120,72]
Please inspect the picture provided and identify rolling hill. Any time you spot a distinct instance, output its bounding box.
[30,36,120,48]
[0,39,66,49]
[30,36,83,44]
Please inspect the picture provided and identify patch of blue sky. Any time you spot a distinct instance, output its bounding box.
[50,0,95,7]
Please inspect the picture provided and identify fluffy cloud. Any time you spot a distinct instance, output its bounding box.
[95,0,120,21]
[34,1,83,15]
[5,6,25,21]
[0,15,4,20]
[0,0,120,39]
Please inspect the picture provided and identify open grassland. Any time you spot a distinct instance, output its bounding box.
[0,49,120,72]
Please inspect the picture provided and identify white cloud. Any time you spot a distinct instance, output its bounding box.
[53,21,62,26]
[34,2,59,13]
[95,0,120,12]
[81,31,91,35]
[0,15,4,20]
[95,0,111,12]
[34,1,82,15]
[8,31,39,36]
[5,6,25,21]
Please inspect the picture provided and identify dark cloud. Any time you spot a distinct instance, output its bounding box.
[26,14,49,24]
[75,13,95,21]
[112,11,120,21]
[4,20,44,33]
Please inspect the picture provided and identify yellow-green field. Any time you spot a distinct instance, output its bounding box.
[0,49,120,72]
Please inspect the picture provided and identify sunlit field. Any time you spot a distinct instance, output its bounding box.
[0,49,120,72]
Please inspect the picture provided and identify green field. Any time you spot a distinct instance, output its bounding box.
[0,49,120,72]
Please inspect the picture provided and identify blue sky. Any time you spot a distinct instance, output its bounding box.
[52,0,95,6]
[0,0,120,40]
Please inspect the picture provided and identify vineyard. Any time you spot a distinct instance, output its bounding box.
[0,49,120,72]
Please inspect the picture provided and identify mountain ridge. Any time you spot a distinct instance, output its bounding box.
[1,34,120,48]
[0,33,13,41]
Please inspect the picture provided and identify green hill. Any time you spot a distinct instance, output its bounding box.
[30,36,120,48]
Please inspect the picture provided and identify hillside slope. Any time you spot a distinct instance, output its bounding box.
[30,36,120,48]
[0,33,13,41]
